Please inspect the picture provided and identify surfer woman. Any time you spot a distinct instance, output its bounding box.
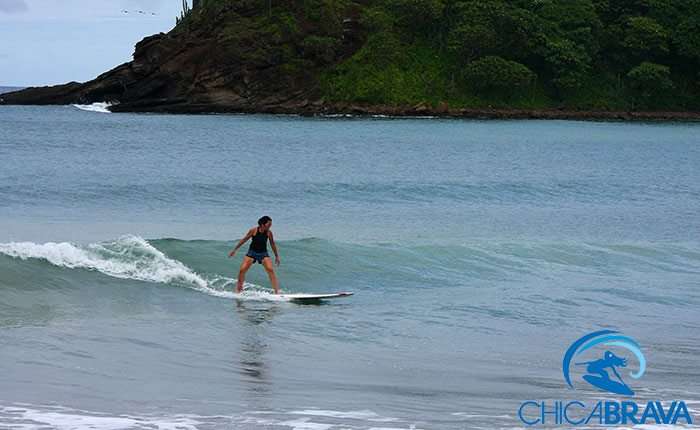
[228,216,281,294]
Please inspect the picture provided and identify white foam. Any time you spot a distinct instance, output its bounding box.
[367,427,424,430]
[0,405,203,430]
[290,409,397,422]
[321,113,354,118]
[0,235,248,299]
[0,405,431,430]
[71,102,113,113]
[276,418,334,430]
[233,289,290,302]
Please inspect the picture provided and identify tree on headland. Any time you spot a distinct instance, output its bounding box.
[463,56,536,97]
[176,0,191,25]
[673,16,700,60]
[544,38,592,94]
[623,16,669,58]
[627,62,674,108]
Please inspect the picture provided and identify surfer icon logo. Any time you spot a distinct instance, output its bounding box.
[562,330,646,396]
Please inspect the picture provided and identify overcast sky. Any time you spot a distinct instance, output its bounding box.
[0,0,183,86]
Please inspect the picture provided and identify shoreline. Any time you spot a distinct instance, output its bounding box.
[106,100,700,122]
[3,92,700,121]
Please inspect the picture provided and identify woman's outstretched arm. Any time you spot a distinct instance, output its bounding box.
[228,228,254,257]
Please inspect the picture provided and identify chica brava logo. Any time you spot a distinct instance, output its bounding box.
[517,330,694,426]
[563,329,644,396]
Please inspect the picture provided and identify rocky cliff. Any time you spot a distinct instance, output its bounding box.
[1,0,365,113]
[3,0,699,119]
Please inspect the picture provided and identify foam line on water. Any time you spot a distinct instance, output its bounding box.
[0,404,422,430]
[290,409,398,422]
[0,405,205,430]
[0,235,247,299]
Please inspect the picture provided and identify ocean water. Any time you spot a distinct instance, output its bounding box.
[0,105,699,429]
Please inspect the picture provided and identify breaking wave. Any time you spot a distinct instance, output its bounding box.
[72,102,113,113]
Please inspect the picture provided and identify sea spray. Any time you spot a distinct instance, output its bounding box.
[0,235,249,298]
[71,102,113,113]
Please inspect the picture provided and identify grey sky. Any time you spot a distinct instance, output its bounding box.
[0,0,183,86]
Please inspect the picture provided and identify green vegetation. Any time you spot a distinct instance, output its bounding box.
[177,0,700,111]
[627,62,674,109]
[176,0,192,26]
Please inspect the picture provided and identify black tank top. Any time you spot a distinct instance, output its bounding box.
[249,227,268,252]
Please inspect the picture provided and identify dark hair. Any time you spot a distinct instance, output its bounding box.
[258,215,272,226]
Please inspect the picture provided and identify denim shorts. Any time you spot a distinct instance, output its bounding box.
[246,249,269,264]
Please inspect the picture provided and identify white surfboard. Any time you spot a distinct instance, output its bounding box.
[279,292,353,302]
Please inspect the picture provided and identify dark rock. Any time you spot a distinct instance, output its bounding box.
[0,4,366,113]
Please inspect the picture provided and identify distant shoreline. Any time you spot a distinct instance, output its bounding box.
[108,101,700,122]
[3,98,700,122]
